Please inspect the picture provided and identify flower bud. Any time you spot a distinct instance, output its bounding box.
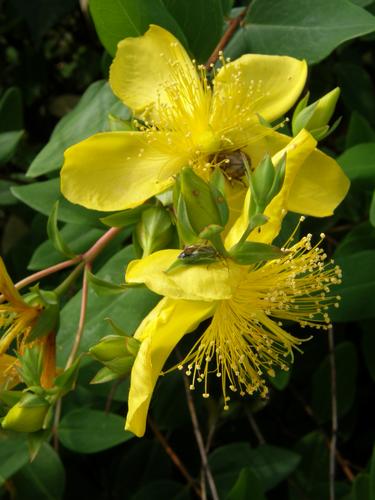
[90,335,140,362]
[1,394,50,433]
[178,167,224,236]
[249,154,285,214]
[292,88,340,139]
[135,206,173,257]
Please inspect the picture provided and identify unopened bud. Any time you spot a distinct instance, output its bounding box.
[292,88,340,139]
[90,335,140,362]
[135,206,173,257]
[178,167,224,235]
[1,394,50,433]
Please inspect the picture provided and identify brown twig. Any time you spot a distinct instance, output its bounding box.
[205,6,249,68]
[180,372,220,500]
[244,407,266,445]
[328,327,337,500]
[13,227,121,292]
[148,417,202,498]
[65,263,92,369]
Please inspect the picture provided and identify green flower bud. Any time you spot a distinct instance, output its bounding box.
[179,167,224,235]
[1,394,50,433]
[90,335,140,363]
[292,88,340,138]
[135,206,173,257]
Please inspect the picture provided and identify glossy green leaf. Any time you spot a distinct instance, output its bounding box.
[58,409,133,453]
[57,246,159,364]
[334,223,375,258]
[12,178,105,226]
[225,0,375,64]
[226,467,266,500]
[209,443,300,496]
[361,320,375,382]
[87,270,129,296]
[29,225,105,270]
[331,250,375,321]
[370,191,375,227]
[131,480,189,500]
[230,241,284,265]
[163,0,224,61]
[12,443,65,500]
[0,87,23,132]
[89,0,186,56]
[338,143,375,184]
[0,130,23,166]
[312,341,357,422]
[0,432,29,485]
[100,205,149,228]
[346,112,375,148]
[26,81,127,177]
[353,473,370,500]
[47,201,76,258]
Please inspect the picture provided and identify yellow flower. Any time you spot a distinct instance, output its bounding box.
[61,25,349,217]
[0,258,40,357]
[124,226,342,437]
[0,353,20,391]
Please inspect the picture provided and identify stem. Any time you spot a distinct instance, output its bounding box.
[328,327,337,500]
[65,263,91,369]
[83,227,121,262]
[245,407,266,445]
[180,370,220,500]
[206,6,249,68]
[54,262,85,297]
[148,417,202,498]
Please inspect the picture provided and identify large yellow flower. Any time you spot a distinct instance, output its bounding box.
[61,25,349,217]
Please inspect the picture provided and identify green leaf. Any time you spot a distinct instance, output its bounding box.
[0,130,23,166]
[334,222,375,258]
[0,179,18,206]
[0,87,23,132]
[346,112,375,148]
[338,143,375,184]
[12,178,106,226]
[12,443,65,500]
[331,250,375,321]
[163,0,224,61]
[131,480,189,500]
[225,0,375,64]
[209,443,300,497]
[361,320,375,382]
[370,191,375,227]
[311,341,358,422]
[0,432,29,486]
[29,225,105,270]
[226,467,266,500]
[47,201,76,258]
[353,473,370,500]
[87,270,129,296]
[100,205,149,227]
[58,409,133,453]
[230,241,284,265]
[26,81,125,177]
[89,0,187,57]
[57,246,159,364]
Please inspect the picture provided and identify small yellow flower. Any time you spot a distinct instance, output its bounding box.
[61,25,349,218]
[0,257,40,357]
[124,231,341,437]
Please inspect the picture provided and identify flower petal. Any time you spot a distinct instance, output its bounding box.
[211,54,307,135]
[0,354,20,391]
[0,257,24,306]
[110,25,200,120]
[61,131,188,211]
[225,129,316,247]
[125,297,215,437]
[242,129,350,217]
[287,148,350,217]
[126,249,239,301]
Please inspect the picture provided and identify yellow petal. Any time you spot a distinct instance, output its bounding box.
[0,354,20,390]
[126,249,240,301]
[287,148,350,217]
[61,131,188,211]
[210,55,307,138]
[0,257,24,306]
[110,25,200,121]
[125,297,215,437]
[225,129,316,247]
[243,129,350,217]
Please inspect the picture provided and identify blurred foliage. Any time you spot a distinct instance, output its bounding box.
[1,0,375,499]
